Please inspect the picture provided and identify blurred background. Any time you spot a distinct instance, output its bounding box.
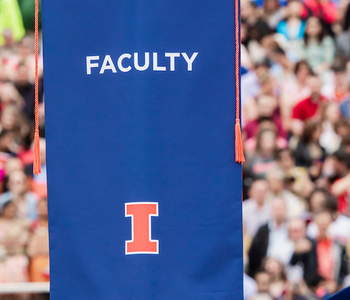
[3,0,350,299]
[0,0,47,299]
[242,0,350,298]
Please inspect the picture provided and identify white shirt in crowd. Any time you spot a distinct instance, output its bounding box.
[243,199,271,238]
[267,222,295,265]
[244,273,257,300]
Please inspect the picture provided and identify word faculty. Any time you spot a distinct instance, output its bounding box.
[86,52,199,74]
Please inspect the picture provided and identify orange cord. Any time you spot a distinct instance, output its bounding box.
[235,0,245,164]
[33,0,41,175]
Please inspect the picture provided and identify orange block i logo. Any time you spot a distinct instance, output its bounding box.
[125,202,159,255]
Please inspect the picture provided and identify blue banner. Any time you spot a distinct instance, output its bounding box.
[326,287,350,300]
[42,1,243,299]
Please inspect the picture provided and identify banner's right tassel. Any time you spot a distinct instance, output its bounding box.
[235,119,245,163]
[33,0,41,175]
[234,0,244,164]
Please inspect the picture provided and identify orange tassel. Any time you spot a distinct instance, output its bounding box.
[235,119,245,163]
[33,0,41,175]
[33,130,41,175]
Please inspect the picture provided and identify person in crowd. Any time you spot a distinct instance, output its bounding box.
[262,0,286,29]
[268,45,295,86]
[294,120,326,169]
[0,29,16,58]
[0,104,29,145]
[276,148,315,202]
[245,94,284,139]
[242,64,277,123]
[280,60,312,131]
[0,201,30,283]
[314,210,348,292]
[329,148,350,214]
[248,198,292,277]
[319,102,342,154]
[307,188,328,215]
[27,198,49,282]
[335,20,350,59]
[0,129,17,158]
[276,148,297,176]
[0,170,37,221]
[289,218,318,286]
[244,272,258,300]
[0,82,24,111]
[243,179,271,238]
[244,223,253,266]
[250,271,273,300]
[266,169,306,217]
[292,74,326,136]
[0,157,24,194]
[263,257,288,298]
[14,62,42,125]
[246,129,279,177]
[323,58,350,103]
[276,0,306,59]
[341,134,350,157]
[335,119,350,138]
[4,157,23,178]
[308,196,350,246]
[7,36,41,83]
[241,0,275,64]
[244,118,288,156]
[297,16,335,75]
[301,0,338,33]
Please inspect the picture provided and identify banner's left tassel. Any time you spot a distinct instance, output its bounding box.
[235,119,245,163]
[34,130,41,174]
[33,0,41,175]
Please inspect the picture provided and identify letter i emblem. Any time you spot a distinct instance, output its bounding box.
[125,202,159,255]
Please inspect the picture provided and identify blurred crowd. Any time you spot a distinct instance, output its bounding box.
[241,0,350,298]
[0,0,48,288]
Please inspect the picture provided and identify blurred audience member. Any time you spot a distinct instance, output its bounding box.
[27,198,49,282]
[289,218,318,286]
[276,0,306,59]
[248,198,291,276]
[0,201,29,283]
[244,179,271,238]
[297,17,335,74]
[292,75,325,122]
[280,60,311,131]
[263,257,288,298]
[0,170,37,220]
[250,271,273,300]
[266,169,306,217]
[314,210,348,291]
[320,102,342,154]
[246,129,279,177]
[294,120,325,169]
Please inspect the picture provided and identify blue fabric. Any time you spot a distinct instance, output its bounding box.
[326,287,350,299]
[42,1,243,299]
